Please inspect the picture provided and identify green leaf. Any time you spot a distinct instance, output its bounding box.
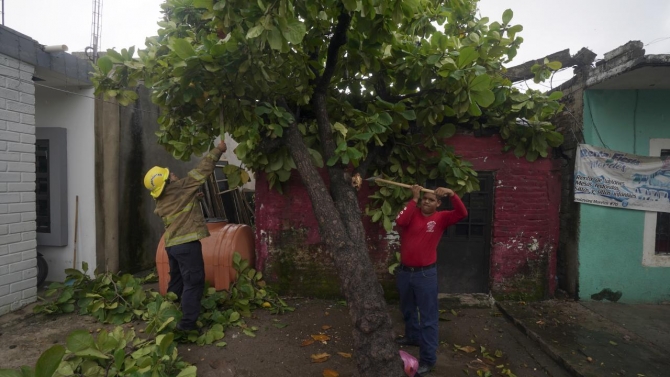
[525,150,539,162]
[281,19,307,44]
[437,124,457,138]
[377,112,393,126]
[342,0,357,11]
[229,311,240,322]
[502,9,513,24]
[246,25,264,39]
[326,156,339,167]
[193,0,213,10]
[34,345,65,377]
[97,56,113,75]
[350,132,373,141]
[400,110,416,120]
[175,366,198,377]
[75,347,110,360]
[383,216,392,231]
[381,201,392,216]
[171,39,196,60]
[469,74,491,92]
[333,122,348,137]
[548,91,563,101]
[66,330,95,352]
[513,143,526,158]
[458,47,479,68]
[0,370,23,377]
[471,90,495,107]
[308,149,324,168]
[546,61,562,70]
[267,29,283,50]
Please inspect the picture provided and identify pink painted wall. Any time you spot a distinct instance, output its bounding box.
[254,133,561,298]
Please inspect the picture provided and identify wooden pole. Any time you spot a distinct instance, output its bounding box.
[73,195,79,269]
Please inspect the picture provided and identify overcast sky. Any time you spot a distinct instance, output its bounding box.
[6,0,670,88]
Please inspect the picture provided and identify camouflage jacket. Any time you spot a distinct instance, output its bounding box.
[154,147,224,247]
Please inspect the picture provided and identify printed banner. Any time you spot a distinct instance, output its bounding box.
[574,144,670,212]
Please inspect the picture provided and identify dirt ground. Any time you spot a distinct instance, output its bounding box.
[0,297,571,377]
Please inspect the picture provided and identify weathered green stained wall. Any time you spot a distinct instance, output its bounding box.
[580,89,670,303]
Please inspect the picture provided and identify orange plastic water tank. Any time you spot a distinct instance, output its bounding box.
[156,221,255,295]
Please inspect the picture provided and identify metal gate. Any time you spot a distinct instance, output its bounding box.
[433,172,494,293]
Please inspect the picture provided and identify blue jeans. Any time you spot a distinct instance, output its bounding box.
[166,241,204,328]
[396,265,439,366]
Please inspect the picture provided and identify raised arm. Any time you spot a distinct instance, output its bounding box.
[181,140,227,191]
[396,185,421,227]
[436,187,468,226]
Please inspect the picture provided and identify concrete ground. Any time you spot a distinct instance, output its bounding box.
[498,299,670,377]
[7,291,669,377]
[0,294,571,377]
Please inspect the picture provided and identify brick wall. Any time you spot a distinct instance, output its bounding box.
[255,133,561,299]
[0,53,37,314]
[448,134,561,299]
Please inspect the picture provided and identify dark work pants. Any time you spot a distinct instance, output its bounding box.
[166,240,204,329]
[396,266,439,366]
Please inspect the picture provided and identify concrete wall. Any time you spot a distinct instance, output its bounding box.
[580,89,670,303]
[255,133,561,299]
[35,86,96,282]
[0,53,38,314]
[117,87,199,273]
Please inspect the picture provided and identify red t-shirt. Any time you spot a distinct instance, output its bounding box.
[395,195,468,267]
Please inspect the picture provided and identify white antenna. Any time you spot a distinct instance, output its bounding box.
[86,0,103,62]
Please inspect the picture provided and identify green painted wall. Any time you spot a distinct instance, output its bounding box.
[580,90,670,303]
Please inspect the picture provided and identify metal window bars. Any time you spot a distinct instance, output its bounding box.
[198,161,254,227]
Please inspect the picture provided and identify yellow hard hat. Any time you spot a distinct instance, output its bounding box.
[144,166,170,198]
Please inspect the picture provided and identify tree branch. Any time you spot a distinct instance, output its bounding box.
[315,10,351,95]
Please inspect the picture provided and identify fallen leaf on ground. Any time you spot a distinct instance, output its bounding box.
[458,345,477,353]
[322,325,332,330]
[311,353,331,363]
[273,323,288,328]
[337,352,352,358]
[301,339,315,347]
[323,370,339,377]
[467,359,490,371]
[312,334,331,342]
[451,309,458,316]
[609,341,618,346]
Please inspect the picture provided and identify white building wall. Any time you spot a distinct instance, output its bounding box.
[0,53,37,315]
[35,86,96,282]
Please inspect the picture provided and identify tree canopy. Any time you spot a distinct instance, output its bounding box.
[92,1,565,374]
[93,0,563,230]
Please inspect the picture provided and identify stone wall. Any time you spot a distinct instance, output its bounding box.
[0,52,37,314]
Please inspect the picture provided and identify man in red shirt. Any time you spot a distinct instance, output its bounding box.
[395,184,468,376]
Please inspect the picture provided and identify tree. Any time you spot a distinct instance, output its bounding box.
[92,0,563,374]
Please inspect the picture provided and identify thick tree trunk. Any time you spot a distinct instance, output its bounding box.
[285,123,403,376]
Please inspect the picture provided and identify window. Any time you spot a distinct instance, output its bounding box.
[34,128,68,247]
[36,139,51,233]
[642,139,670,266]
[656,149,670,254]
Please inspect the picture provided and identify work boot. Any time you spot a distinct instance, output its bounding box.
[176,322,198,332]
[394,335,420,347]
[417,363,434,376]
